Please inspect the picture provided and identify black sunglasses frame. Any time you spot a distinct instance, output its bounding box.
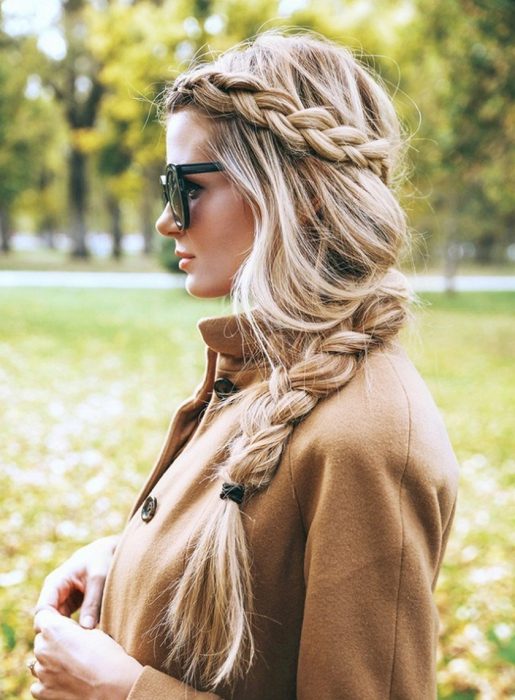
[160,161,224,231]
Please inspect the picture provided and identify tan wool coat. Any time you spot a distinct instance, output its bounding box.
[99,314,460,700]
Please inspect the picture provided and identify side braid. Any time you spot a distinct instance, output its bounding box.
[216,296,403,501]
[163,277,411,689]
[171,71,390,182]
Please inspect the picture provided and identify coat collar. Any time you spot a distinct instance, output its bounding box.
[197,312,262,361]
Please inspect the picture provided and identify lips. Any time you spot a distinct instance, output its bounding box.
[176,250,194,272]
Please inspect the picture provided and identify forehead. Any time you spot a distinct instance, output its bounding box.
[165,109,213,164]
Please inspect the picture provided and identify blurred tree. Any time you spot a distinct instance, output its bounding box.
[1,0,512,271]
[86,0,182,255]
[96,119,132,258]
[0,19,63,254]
[42,0,105,258]
[0,26,36,253]
[399,0,514,272]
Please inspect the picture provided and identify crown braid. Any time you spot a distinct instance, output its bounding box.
[170,71,391,183]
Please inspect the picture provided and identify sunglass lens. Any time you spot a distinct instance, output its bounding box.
[166,168,184,230]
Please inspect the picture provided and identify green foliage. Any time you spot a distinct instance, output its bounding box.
[158,235,181,272]
[0,289,514,698]
[0,22,68,240]
[397,0,515,263]
[0,34,55,206]
[406,293,515,697]
[1,0,513,262]
[1,622,16,652]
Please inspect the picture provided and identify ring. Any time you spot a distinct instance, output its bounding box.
[27,658,37,677]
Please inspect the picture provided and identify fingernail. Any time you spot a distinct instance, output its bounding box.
[81,615,95,628]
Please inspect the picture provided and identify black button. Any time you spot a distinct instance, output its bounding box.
[141,495,157,522]
[213,378,239,400]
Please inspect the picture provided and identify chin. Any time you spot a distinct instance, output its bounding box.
[185,276,231,299]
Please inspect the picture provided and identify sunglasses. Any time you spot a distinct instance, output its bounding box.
[160,161,224,231]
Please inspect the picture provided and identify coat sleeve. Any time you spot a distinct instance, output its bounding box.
[127,666,223,700]
[289,374,459,699]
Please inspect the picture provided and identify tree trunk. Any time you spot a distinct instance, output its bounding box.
[38,225,57,249]
[443,240,460,294]
[475,232,495,264]
[140,174,157,255]
[42,230,57,249]
[0,207,12,253]
[442,191,460,294]
[443,210,461,294]
[68,147,89,258]
[107,195,123,259]
[140,190,154,255]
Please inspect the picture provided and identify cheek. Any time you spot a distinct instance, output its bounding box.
[199,189,254,254]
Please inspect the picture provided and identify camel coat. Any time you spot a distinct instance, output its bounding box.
[99,313,459,700]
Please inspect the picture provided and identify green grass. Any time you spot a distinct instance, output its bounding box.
[0,289,514,698]
[0,248,164,272]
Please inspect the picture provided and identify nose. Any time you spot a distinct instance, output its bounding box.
[155,204,181,237]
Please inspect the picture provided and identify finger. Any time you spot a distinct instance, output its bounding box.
[35,588,83,618]
[30,681,44,699]
[32,660,47,684]
[35,586,84,618]
[35,571,84,618]
[33,603,60,619]
[35,572,65,611]
[79,574,106,628]
[34,608,62,633]
[34,632,45,655]
[27,658,38,678]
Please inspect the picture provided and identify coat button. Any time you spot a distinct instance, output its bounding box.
[141,495,157,522]
[213,377,239,400]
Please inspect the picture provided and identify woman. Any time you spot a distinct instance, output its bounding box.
[31,30,459,700]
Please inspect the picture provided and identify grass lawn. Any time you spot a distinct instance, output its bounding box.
[0,289,514,699]
[0,249,165,272]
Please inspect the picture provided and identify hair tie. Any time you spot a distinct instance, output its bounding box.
[220,482,245,505]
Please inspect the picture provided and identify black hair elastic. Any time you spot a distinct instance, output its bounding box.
[220,482,245,505]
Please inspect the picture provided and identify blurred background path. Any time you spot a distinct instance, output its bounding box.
[1,271,515,292]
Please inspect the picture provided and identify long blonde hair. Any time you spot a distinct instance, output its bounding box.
[160,29,413,690]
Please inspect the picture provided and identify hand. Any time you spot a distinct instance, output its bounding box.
[34,535,119,629]
[30,609,143,700]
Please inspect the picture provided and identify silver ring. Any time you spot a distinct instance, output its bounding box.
[27,658,37,677]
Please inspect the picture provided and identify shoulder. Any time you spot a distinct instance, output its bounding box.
[290,342,421,464]
[288,341,459,521]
